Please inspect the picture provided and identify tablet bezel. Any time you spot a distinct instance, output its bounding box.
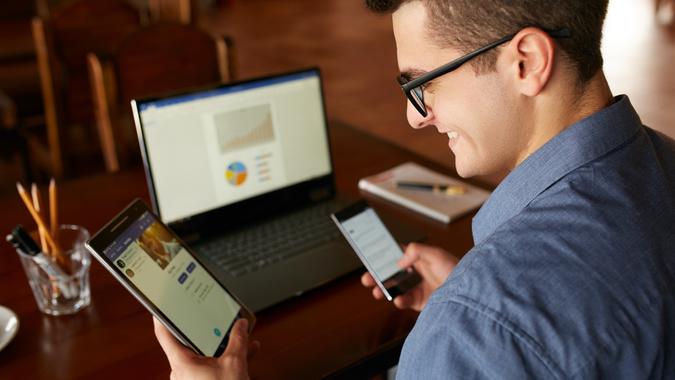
[85,198,255,357]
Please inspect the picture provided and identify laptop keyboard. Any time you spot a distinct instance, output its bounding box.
[198,202,342,277]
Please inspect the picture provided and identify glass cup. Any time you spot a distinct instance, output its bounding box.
[16,225,91,316]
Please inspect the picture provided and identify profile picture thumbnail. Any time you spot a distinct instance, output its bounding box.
[136,222,182,269]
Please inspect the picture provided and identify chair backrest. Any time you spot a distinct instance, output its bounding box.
[32,0,143,177]
[148,0,194,24]
[87,23,235,172]
[0,90,17,129]
[116,23,232,102]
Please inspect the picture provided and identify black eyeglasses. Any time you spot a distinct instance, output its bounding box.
[397,28,571,117]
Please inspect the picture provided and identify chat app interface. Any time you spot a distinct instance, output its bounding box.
[103,212,240,355]
[341,208,402,282]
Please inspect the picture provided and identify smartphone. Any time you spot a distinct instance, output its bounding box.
[86,199,255,357]
[331,200,422,301]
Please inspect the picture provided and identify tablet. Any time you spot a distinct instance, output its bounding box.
[86,199,254,357]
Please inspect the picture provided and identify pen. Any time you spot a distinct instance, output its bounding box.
[396,181,467,195]
[7,225,73,298]
[7,225,41,255]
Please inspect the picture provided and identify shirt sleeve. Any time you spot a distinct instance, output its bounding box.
[396,297,564,380]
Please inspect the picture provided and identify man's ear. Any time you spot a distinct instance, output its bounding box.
[506,27,557,97]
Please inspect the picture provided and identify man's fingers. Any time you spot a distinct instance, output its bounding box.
[393,293,415,310]
[153,317,192,364]
[400,243,456,268]
[399,243,423,268]
[361,272,376,287]
[223,319,249,360]
[371,286,385,300]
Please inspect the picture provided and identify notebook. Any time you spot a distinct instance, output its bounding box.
[131,68,364,312]
[358,162,491,223]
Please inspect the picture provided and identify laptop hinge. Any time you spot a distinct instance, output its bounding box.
[181,232,201,245]
[309,186,331,202]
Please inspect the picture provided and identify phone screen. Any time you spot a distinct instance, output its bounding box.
[338,207,404,282]
[98,210,240,356]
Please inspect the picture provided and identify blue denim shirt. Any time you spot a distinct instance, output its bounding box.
[397,96,675,379]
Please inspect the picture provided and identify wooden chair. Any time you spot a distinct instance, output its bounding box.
[0,90,17,130]
[0,2,49,180]
[32,0,144,177]
[148,0,195,24]
[87,23,236,172]
[0,89,34,190]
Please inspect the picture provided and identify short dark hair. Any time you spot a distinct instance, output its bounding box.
[365,0,609,84]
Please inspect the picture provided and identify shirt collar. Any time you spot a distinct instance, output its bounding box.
[472,95,642,245]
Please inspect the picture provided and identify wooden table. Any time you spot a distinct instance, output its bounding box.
[0,122,482,379]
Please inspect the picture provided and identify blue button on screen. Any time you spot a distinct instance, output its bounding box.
[178,273,188,284]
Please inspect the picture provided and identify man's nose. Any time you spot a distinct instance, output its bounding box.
[406,101,434,130]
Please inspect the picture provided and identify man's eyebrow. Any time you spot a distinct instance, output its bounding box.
[399,69,428,81]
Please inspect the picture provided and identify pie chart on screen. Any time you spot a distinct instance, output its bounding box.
[226,161,247,186]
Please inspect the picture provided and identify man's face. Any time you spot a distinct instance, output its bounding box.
[393,2,527,177]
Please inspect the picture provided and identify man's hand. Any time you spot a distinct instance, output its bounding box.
[153,317,260,380]
[361,243,458,311]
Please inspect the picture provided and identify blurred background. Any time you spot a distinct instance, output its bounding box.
[1,0,673,195]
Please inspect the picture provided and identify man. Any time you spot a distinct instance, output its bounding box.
[154,0,675,378]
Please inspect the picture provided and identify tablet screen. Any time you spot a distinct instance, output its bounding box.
[101,211,240,355]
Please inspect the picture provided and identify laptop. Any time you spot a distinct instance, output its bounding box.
[131,68,365,312]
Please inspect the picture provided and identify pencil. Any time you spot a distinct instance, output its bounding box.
[49,178,58,238]
[31,183,49,255]
[16,183,62,256]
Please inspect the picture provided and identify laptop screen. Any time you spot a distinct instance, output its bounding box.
[134,70,332,224]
